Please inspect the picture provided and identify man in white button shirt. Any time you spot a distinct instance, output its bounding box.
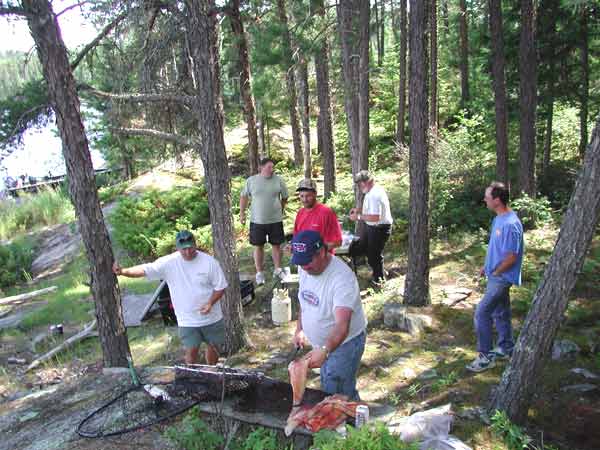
[349,170,393,285]
[113,230,228,365]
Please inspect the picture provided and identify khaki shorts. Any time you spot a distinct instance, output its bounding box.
[178,319,225,351]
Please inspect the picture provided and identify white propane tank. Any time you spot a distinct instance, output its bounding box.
[271,288,292,325]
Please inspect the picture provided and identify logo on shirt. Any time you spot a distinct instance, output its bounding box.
[301,290,320,306]
[495,229,502,237]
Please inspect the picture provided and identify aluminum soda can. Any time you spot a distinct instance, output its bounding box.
[355,404,369,428]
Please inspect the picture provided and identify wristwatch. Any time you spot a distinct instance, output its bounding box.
[320,345,330,358]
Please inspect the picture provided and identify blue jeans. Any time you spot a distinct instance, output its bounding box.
[474,276,514,355]
[320,331,366,400]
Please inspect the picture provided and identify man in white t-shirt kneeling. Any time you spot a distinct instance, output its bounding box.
[349,170,393,286]
[291,230,367,400]
[113,230,228,365]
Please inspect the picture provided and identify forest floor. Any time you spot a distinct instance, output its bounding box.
[1,128,599,450]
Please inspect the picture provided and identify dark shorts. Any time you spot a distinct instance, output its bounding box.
[249,221,285,246]
[178,319,225,351]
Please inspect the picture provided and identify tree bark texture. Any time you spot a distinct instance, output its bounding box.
[430,0,438,131]
[337,0,370,178]
[184,0,249,353]
[276,0,303,167]
[489,115,600,422]
[396,0,407,145]
[404,0,430,307]
[518,0,537,197]
[229,0,260,175]
[315,0,335,199]
[297,60,312,179]
[23,0,130,367]
[441,0,449,37]
[458,0,469,110]
[489,0,509,184]
[579,7,589,159]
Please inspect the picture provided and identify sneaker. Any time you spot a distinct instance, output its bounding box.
[489,346,512,360]
[466,353,496,373]
[273,268,286,282]
[255,272,265,286]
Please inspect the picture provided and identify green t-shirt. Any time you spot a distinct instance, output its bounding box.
[241,174,289,224]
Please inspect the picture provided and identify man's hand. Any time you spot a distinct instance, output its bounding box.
[113,262,122,275]
[293,330,306,349]
[305,347,327,369]
[349,208,358,222]
[199,303,212,314]
[240,213,246,226]
[479,266,485,278]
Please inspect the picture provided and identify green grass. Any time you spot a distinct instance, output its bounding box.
[0,188,74,240]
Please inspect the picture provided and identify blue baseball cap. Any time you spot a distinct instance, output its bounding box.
[291,230,325,266]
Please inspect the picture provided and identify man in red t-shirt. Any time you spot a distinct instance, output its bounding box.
[293,179,342,252]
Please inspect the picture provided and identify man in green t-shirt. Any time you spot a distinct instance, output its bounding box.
[240,158,289,285]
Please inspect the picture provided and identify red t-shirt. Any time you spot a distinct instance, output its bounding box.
[294,203,342,253]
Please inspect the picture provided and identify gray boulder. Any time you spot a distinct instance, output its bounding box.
[383,303,433,336]
[551,339,580,360]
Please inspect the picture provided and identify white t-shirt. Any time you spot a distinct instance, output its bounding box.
[143,251,228,327]
[298,256,367,348]
[362,184,393,226]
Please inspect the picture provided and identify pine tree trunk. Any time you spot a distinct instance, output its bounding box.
[23,0,130,367]
[297,60,312,179]
[579,7,589,159]
[430,0,438,132]
[230,0,259,175]
[441,0,449,37]
[489,0,509,184]
[277,0,303,167]
[315,0,336,199]
[542,101,553,177]
[380,0,385,64]
[458,0,469,111]
[518,0,537,197]
[540,0,557,179]
[489,115,600,422]
[337,0,370,229]
[396,0,407,145]
[185,0,249,353]
[404,0,430,307]
[374,0,382,67]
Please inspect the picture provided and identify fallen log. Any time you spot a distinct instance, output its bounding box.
[26,319,97,372]
[0,286,58,306]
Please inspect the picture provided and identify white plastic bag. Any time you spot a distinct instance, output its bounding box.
[420,435,472,450]
[396,404,453,443]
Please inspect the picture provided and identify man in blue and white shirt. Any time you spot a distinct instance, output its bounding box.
[467,182,524,372]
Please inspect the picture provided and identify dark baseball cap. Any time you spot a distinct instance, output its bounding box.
[175,230,195,249]
[296,178,317,192]
[291,230,324,266]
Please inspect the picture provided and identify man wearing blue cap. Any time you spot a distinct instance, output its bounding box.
[290,230,367,400]
[113,230,228,365]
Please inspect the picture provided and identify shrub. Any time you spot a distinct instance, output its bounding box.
[312,422,419,450]
[0,237,34,288]
[511,194,554,230]
[0,188,74,240]
[164,407,223,450]
[110,186,210,258]
[98,181,127,204]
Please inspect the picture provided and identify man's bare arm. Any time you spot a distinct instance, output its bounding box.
[492,253,518,276]
[113,262,145,278]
